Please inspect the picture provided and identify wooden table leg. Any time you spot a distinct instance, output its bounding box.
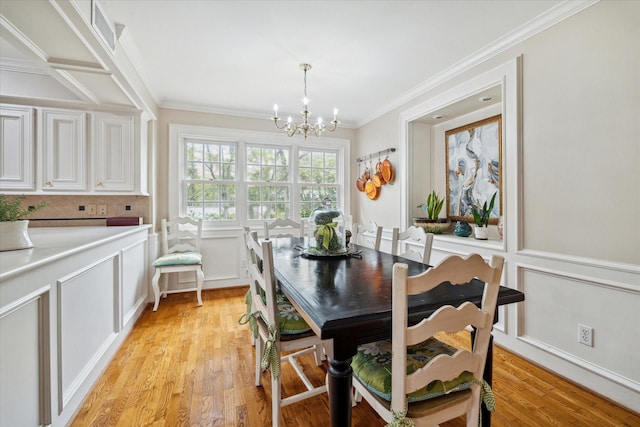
[327,355,353,427]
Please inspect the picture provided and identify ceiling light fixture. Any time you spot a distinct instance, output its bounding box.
[272,63,340,139]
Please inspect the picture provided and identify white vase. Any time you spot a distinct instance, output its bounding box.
[0,220,34,251]
[474,225,489,240]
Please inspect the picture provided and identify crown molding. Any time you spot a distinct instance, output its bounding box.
[159,100,358,128]
[356,0,600,128]
[0,58,48,75]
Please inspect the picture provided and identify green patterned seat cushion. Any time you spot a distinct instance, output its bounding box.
[257,289,311,335]
[152,251,202,266]
[351,337,474,403]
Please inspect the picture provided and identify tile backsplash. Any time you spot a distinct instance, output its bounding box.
[4,194,150,227]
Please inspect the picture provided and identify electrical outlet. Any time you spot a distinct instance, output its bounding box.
[88,204,96,215]
[98,205,107,216]
[578,324,593,347]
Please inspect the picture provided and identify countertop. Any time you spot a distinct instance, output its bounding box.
[0,225,151,281]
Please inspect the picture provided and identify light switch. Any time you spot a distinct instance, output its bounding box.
[88,204,96,215]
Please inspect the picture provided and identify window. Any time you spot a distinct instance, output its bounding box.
[299,150,338,218]
[184,138,237,221]
[170,125,350,227]
[246,145,291,220]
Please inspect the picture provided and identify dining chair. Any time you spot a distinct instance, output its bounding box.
[352,253,505,426]
[243,230,328,427]
[391,225,434,264]
[353,221,383,250]
[151,217,204,311]
[264,218,304,239]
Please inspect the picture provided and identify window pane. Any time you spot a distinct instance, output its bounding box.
[247,165,260,181]
[203,184,218,202]
[221,184,236,201]
[312,152,323,168]
[299,151,311,167]
[325,153,337,168]
[325,169,337,183]
[203,163,219,180]
[247,147,261,164]
[299,167,312,183]
[299,184,339,219]
[222,162,236,180]
[222,145,236,163]
[183,140,237,222]
[312,168,323,183]
[261,165,274,182]
[204,144,218,162]
[187,162,203,180]
[187,142,203,161]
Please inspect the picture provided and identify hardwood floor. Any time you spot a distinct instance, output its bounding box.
[71,287,640,426]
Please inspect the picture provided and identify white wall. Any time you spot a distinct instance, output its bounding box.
[354,0,640,411]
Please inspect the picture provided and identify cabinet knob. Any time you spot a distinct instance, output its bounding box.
[45,181,52,187]
[96,181,103,187]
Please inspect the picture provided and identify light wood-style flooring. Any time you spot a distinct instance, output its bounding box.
[71,287,640,426]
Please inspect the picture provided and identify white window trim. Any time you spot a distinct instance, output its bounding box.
[169,124,351,229]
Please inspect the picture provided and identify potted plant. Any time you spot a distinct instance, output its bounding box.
[471,192,497,240]
[413,190,450,234]
[0,195,47,251]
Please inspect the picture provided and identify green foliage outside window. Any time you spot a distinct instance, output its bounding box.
[186,141,237,221]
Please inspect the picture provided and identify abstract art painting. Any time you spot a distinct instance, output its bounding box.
[445,115,502,223]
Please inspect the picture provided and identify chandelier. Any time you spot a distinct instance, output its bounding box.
[271,63,340,139]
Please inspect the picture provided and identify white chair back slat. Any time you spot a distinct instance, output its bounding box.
[353,221,382,250]
[264,218,304,239]
[391,225,434,264]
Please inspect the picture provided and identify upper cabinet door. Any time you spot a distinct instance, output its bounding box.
[41,109,87,191]
[0,105,34,190]
[93,113,134,192]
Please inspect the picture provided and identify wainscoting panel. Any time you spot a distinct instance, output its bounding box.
[121,238,148,328]
[58,256,118,411]
[519,264,640,390]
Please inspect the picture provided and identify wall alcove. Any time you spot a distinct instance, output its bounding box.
[398,57,522,254]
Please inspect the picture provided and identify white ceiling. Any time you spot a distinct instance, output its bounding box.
[97,0,569,126]
[0,1,577,126]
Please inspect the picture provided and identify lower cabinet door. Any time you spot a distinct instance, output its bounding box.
[0,287,51,426]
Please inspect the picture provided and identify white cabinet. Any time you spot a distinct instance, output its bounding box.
[93,112,135,192]
[0,104,145,194]
[0,287,50,427]
[40,108,87,191]
[0,104,34,190]
[0,226,150,427]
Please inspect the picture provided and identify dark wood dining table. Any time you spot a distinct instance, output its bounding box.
[271,237,525,427]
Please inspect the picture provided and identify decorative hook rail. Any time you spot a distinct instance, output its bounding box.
[356,147,396,163]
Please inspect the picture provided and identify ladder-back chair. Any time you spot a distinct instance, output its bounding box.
[352,254,505,426]
[151,217,204,311]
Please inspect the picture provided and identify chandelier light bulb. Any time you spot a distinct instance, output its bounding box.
[270,63,340,139]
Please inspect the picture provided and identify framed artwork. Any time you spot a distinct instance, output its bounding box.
[445,114,502,224]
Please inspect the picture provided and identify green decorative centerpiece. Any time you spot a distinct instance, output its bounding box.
[0,194,47,251]
[307,198,347,256]
[413,190,450,234]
